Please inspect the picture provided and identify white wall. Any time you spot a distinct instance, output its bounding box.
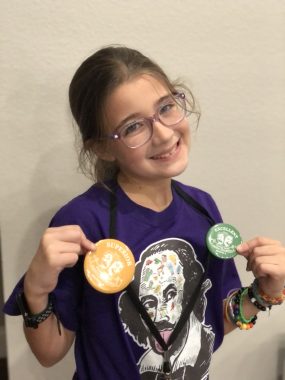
[1,1,284,379]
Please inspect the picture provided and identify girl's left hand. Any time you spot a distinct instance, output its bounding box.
[236,237,285,296]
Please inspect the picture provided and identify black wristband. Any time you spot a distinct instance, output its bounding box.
[16,292,53,329]
[247,286,271,312]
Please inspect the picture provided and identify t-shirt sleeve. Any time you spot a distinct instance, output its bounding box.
[3,202,95,332]
[204,193,242,297]
[3,276,25,315]
[220,258,241,299]
[186,185,242,297]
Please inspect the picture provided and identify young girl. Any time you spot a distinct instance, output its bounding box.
[4,45,285,380]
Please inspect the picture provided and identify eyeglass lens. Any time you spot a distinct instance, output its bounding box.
[121,94,186,148]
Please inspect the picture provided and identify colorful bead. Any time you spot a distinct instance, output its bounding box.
[251,279,285,307]
[227,287,258,330]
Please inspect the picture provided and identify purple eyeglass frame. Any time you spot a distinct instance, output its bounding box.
[108,92,187,149]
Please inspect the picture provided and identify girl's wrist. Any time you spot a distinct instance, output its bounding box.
[224,288,258,330]
[23,274,50,314]
[251,279,285,307]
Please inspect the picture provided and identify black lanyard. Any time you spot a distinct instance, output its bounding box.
[109,181,215,377]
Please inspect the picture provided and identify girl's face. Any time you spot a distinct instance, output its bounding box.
[103,74,190,185]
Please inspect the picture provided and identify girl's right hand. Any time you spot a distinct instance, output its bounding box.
[24,225,95,298]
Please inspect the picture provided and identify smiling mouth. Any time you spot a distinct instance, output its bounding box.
[151,141,180,160]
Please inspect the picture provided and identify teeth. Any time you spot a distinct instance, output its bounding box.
[152,144,177,160]
[153,152,171,160]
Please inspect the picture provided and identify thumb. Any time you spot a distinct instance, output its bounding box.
[236,242,250,257]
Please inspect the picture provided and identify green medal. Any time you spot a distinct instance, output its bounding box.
[206,223,242,259]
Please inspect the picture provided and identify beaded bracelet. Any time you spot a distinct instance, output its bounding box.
[252,278,285,307]
[247,285,270,311]
[251,280,271,308]
[225,280,285,331]
[231,288,257,330]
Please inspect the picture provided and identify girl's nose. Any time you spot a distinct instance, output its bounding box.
[151,120,174,144]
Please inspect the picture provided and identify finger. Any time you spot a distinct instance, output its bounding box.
[52,239,95,256]
[250,245,285,256]
[55,252,81,268]
[57,242,82,255]
[236,237,282,257]
[251,262,285,280]
[41,237,82,256]
[47,226,86,243]
[246,246,285,270]
[44,226,95,251]
[249,255,281,275]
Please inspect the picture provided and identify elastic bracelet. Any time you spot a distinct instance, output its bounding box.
[232,288,257,330]
[224,290,238,324]
[228,294,239,324]
[16,292,61,335]
[252,279,285,306]
[52,296,62,336]
[247,285,270,311]
[239,288,254,323]
[16,292,53,328]
[251,280,270,308]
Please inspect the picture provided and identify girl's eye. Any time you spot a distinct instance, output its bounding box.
[159,101,175,115]
[122,121,144,137]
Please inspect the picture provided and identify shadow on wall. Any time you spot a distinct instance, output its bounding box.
[277,345,285,380]
[2,142,91,380]
[8,141,91,274]
[0,55,91,379]
[0,231,9,380]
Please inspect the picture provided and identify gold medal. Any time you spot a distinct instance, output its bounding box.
[84,239,135,293]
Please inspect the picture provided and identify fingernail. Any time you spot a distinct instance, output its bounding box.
[236,244,243,252]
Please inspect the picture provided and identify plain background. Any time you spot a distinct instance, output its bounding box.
[1,1,284,379]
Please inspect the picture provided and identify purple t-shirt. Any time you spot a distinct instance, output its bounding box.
[4,180,241,379]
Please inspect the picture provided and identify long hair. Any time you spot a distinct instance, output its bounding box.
[69,45,198,183]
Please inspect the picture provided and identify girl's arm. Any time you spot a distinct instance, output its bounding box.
[21,225,94,366]
[22,288,74,367]
[224,236,285,335]
[223,296,260,335]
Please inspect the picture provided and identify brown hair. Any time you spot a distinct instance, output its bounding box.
[69,45,198,183]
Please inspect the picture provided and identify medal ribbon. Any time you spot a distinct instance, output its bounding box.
[109,181,215,377]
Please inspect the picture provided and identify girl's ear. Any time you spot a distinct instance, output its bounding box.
[94,142,116,162]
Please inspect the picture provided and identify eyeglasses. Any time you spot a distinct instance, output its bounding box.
[108,92,188,149]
